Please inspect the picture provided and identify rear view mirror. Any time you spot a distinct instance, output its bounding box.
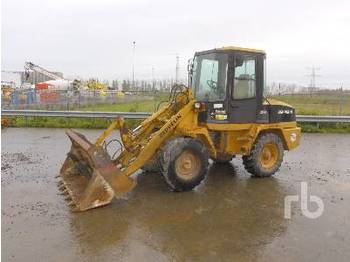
[187,58,194,74]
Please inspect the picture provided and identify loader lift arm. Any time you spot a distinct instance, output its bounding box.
[59,87,211,211]
[100,87,204,178]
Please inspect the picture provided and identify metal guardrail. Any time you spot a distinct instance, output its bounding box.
[296,115,350,123]
[1,110,350,123]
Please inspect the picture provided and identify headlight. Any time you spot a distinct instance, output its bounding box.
[194,102,201,109]
[194,102,206,110]
[290,132,297,142]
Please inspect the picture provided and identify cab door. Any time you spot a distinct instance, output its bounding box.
[192,52,229,123]
[228,54,262,123]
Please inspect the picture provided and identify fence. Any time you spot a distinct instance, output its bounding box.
[1,88,157,110]
[2,88,349,117]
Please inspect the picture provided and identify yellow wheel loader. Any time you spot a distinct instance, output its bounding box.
[59,46,301,211]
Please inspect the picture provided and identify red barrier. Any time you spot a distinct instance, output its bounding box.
[36,82,53,90]
[39,91,60,103]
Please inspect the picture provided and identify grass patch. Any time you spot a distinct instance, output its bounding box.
[76,99,160,112]
[70,93,170,112]
[272,94,350,115]
[299,122,350,133]
[8,116,141,129]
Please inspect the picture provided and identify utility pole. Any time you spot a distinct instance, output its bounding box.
[278,83,281,96]
[306,66,321,95]
[132,41,136,90]
[339,85,343,115]
[175,54,180,84]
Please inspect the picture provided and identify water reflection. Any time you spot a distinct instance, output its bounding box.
[70,163,289,261]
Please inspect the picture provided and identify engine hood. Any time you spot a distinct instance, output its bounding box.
[263,98,294,108]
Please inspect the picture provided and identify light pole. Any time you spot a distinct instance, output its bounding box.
[175,54,179,84]
[132,41,136,90]
[152,66,155,90]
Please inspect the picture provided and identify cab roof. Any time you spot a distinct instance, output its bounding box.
[217,46,265,54]
[196,46,266,55]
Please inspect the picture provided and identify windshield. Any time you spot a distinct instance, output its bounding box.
[191,53,228,101]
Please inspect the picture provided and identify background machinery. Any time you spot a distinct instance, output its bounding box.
[24,61,81,90]
[24,61,64,81]
[59,46,301,211]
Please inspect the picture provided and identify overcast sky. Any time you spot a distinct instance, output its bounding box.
[1,0,350,88]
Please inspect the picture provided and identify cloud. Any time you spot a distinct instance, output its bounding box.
[1,0,350,87]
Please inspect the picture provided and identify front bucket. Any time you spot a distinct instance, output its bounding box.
[59,130,135,211]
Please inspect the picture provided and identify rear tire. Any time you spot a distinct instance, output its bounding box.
[160,137,209,191]
[243,133,284,177]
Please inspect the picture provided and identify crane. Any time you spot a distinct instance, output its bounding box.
[24,62,64,81]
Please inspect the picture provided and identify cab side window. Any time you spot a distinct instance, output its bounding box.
[233,57,256,99]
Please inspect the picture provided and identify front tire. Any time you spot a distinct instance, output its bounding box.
[243,133,284,177]
[160,137,209,191]
[141,154,161,173]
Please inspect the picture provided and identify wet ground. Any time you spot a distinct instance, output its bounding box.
[1,128,350,262]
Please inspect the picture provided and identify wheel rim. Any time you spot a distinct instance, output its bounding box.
[175,149,201,180]
[259,143,279,169]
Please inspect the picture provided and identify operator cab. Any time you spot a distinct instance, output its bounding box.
[189,46,266,124]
